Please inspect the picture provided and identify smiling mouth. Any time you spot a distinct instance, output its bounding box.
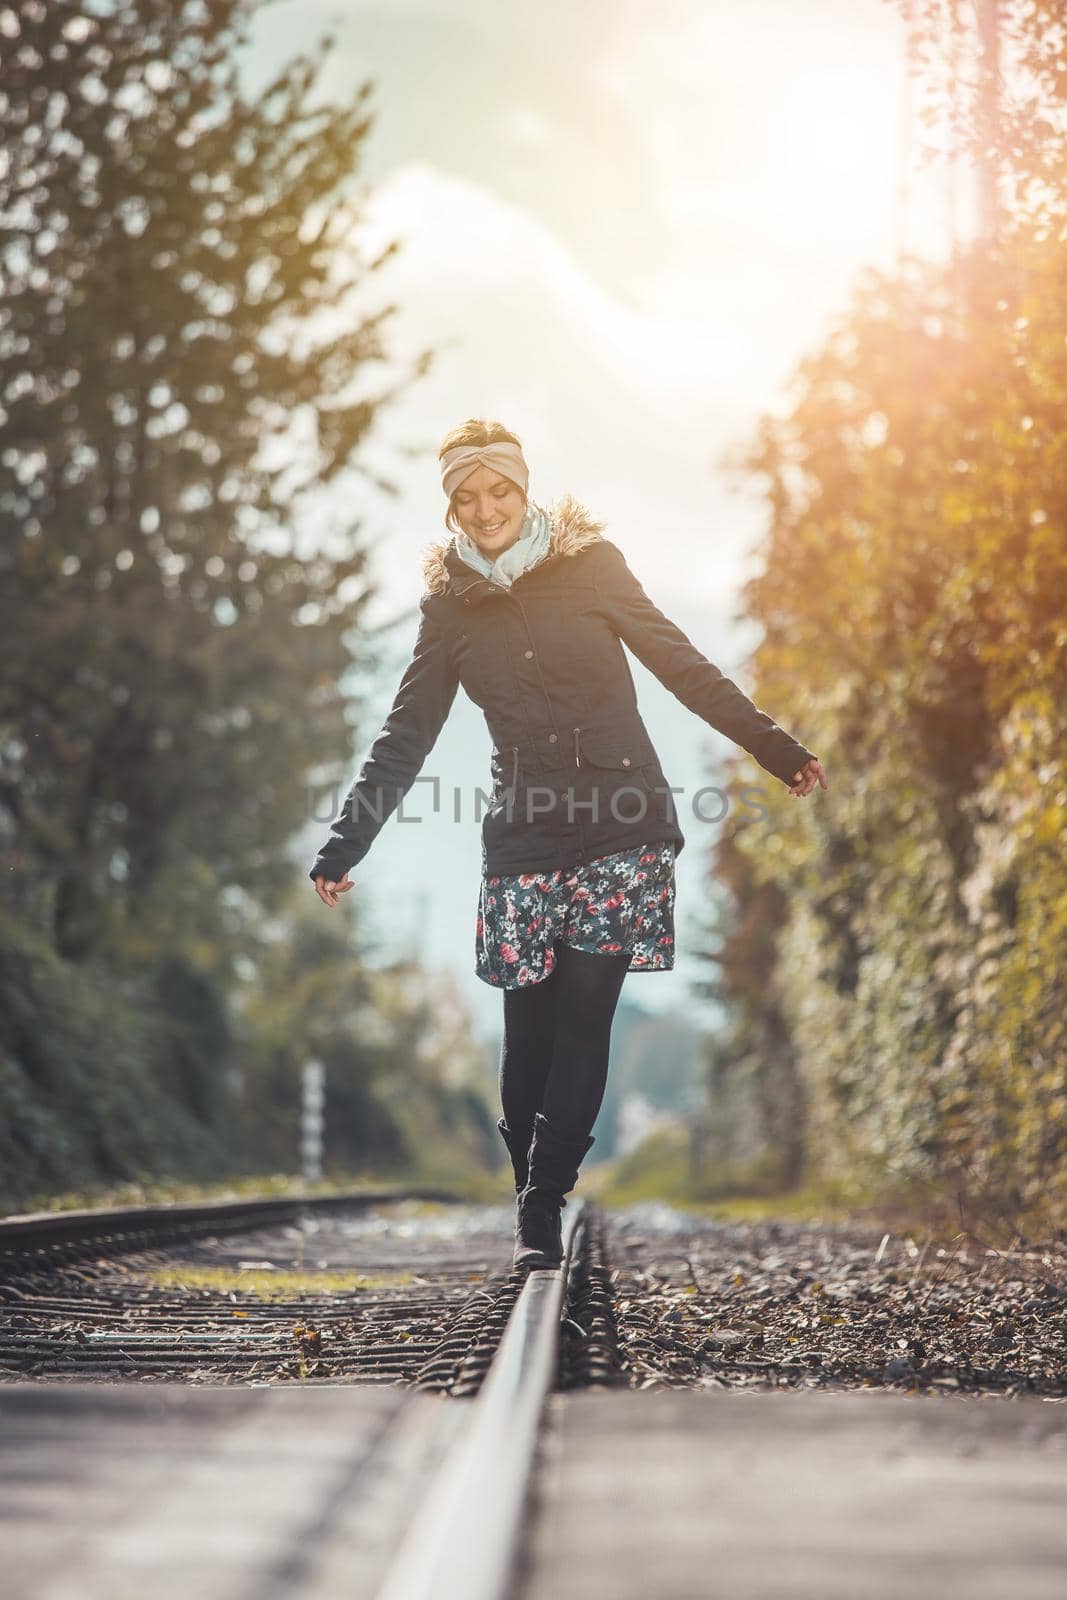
[479,522,506,533]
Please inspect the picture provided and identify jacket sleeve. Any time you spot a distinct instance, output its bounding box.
[309,598,460,882]
[593,540,818,788]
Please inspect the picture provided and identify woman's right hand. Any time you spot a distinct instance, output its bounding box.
[313,872,354,908]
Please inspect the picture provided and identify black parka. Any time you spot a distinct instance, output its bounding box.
[309,496,817,884]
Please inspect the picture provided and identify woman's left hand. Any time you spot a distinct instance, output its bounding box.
[788,757,828,797]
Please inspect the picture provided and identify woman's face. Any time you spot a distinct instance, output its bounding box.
[451,464,526,555]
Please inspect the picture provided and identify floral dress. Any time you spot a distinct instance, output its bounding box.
[475,840,676,988]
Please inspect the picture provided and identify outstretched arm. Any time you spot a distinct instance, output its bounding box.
[309,599,460,890]
[593,540,821,789]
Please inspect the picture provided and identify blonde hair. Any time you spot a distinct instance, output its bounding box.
[438,417,529,535]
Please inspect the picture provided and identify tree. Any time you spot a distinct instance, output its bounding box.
[691,3,1067,1219]
[0,0,433,961]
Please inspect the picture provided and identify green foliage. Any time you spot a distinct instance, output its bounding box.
[0,879,499,1209]
[0,0,428,959]
[599,1125,696,1207]
[0,908,235,1209]
[227,884,498,1183]
[591,1002,705,1160]
[697,6,1067,1227]
[600,1123,877,1219]
[0,3,494,1206]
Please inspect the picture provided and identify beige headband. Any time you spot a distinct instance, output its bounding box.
[440,441,529,501]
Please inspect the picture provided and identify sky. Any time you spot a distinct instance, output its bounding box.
[246,0,968,1042]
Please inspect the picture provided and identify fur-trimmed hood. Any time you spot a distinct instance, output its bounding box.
[420,493,606,597]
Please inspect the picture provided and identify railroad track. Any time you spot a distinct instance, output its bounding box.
[3,1196,1066,1599]
[0,1190,526,1389]
[1,1188,612,1598]
[0,1189,451,1260]
[0,1189,620,1396]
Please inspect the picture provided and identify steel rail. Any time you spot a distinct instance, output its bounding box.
[373,1197,587,1600]
[0,1187,459,1259]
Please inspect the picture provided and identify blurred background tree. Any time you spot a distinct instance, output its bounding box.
[690,0,1067,1228]
[0,0,494,1207]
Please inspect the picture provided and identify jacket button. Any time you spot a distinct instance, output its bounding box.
[548,732,557,743]
[524,649,533,658]
[622,757,631,766]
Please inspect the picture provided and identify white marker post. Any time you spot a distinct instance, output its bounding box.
[301,1059,325,1185]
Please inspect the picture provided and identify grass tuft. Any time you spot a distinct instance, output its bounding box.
[145,1265,416,1297]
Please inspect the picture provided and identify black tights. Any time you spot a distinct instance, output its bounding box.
[498,940,631,1150]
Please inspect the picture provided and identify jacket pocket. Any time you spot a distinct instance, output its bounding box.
[572,726,665,828]
[576,724,658,772]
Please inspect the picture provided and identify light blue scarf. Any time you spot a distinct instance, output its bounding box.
[454,501,553,589]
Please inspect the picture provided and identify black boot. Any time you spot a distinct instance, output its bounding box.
[499,1118,538,1266]
[497,1116,531,1194]
[514,1112,595,1270]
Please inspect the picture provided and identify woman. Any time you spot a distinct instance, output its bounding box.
[311,419,827,1270]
